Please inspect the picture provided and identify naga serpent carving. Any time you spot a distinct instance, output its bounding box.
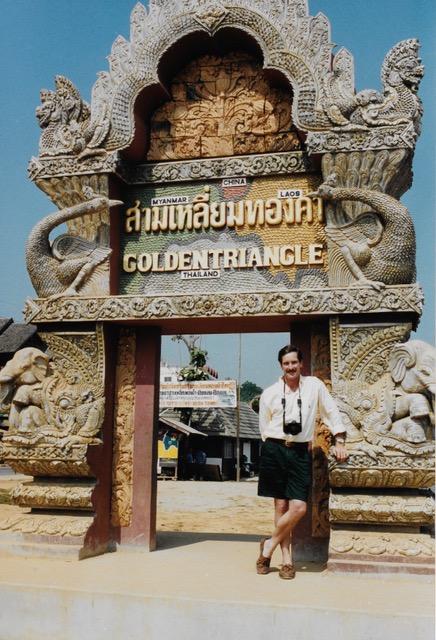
[26,188,122,299]
[315,175,416,290]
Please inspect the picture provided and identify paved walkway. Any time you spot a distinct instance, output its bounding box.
[0,472,434,639]
[0,531,434,640]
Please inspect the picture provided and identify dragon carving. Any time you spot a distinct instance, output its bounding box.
[26,188,121,299]
[314,174,416,290]
[326,39,424,134]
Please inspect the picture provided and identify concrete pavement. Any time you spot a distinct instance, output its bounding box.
[0,530,434,640]
[0,471,434,639]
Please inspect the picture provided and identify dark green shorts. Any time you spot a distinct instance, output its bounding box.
[257,439,312,502]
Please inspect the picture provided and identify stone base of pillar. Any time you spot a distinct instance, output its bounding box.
[0,506,99,559]
[327,525,435,575]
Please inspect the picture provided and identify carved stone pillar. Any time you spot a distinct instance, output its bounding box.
[328,320,435,574]
[0,327,106,557]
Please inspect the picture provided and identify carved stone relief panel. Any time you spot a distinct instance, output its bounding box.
[330,322,434,458]
[330,320,412,384]
[327,319,434,571]
[329,491,434,527]
[328,529,434,575]
[147,52,302,161]
[111,328,136,527]
[0,327,105,478]
[11,480,94,511]
[25,179,118,300]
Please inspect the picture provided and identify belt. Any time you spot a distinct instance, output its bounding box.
[266,438,310,450]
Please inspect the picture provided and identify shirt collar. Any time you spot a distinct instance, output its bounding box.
[279,375,305,388]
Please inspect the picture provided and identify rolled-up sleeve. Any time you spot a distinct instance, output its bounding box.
[258,391,272,441]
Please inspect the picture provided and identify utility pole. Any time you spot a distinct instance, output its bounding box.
[236,333,242,482]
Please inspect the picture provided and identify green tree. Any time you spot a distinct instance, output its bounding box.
[171,335,210,423]
[239,381,263,403]
[172,335,209,381]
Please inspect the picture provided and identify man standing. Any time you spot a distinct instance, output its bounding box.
[256,344,349,579]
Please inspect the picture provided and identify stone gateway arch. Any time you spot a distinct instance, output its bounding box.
[0,1,433,574]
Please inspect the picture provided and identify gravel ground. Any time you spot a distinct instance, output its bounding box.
[0,474,273,536]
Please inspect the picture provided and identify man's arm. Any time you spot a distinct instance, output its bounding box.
[316,382,349,461]
[258,392,272,441]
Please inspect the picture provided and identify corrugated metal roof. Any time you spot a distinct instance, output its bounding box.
[159,415,207,437]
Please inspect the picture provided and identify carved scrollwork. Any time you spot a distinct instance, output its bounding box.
[329,453,435,489]
[126,151,312,185]
[0,512,93,538]
[329,530,434,557]
[11,481,95,510]
[23,285,424,324]
[329,491,435,526]
[111,329,137,527]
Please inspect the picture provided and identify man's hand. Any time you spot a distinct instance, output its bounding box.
[332,443,349,462]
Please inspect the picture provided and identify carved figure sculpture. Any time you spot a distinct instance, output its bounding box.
[334,340,435,456]
[36,76,110,158]
[315,174,416,290]
[26,189,121,299]
[327,39,424,133]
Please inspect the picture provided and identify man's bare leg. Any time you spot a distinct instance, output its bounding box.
[274,499,292,565]
[262,499,307,561]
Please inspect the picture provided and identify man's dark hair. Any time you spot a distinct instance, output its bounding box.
[278,344,303,364]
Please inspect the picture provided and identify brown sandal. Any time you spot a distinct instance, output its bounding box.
[256,538,271,575]
[279,563,296,580]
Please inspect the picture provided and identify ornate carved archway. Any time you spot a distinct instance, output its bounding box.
[0,1,432,573]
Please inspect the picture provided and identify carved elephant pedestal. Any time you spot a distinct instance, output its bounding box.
[327,453,435,574]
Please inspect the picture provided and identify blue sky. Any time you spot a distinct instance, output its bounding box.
[0,1,434,389]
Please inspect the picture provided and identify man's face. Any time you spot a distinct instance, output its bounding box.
[280,351,303,386]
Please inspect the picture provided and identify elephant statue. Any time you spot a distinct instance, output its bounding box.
[0,346,104,447]
[333,340,435,457]
[384,340,435,443]
[0,348,50,407]
[0,348,50,443]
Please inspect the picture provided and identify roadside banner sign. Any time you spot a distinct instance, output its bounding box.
[160,380,237,408]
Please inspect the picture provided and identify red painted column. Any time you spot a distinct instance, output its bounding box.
[119,326,161,550]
